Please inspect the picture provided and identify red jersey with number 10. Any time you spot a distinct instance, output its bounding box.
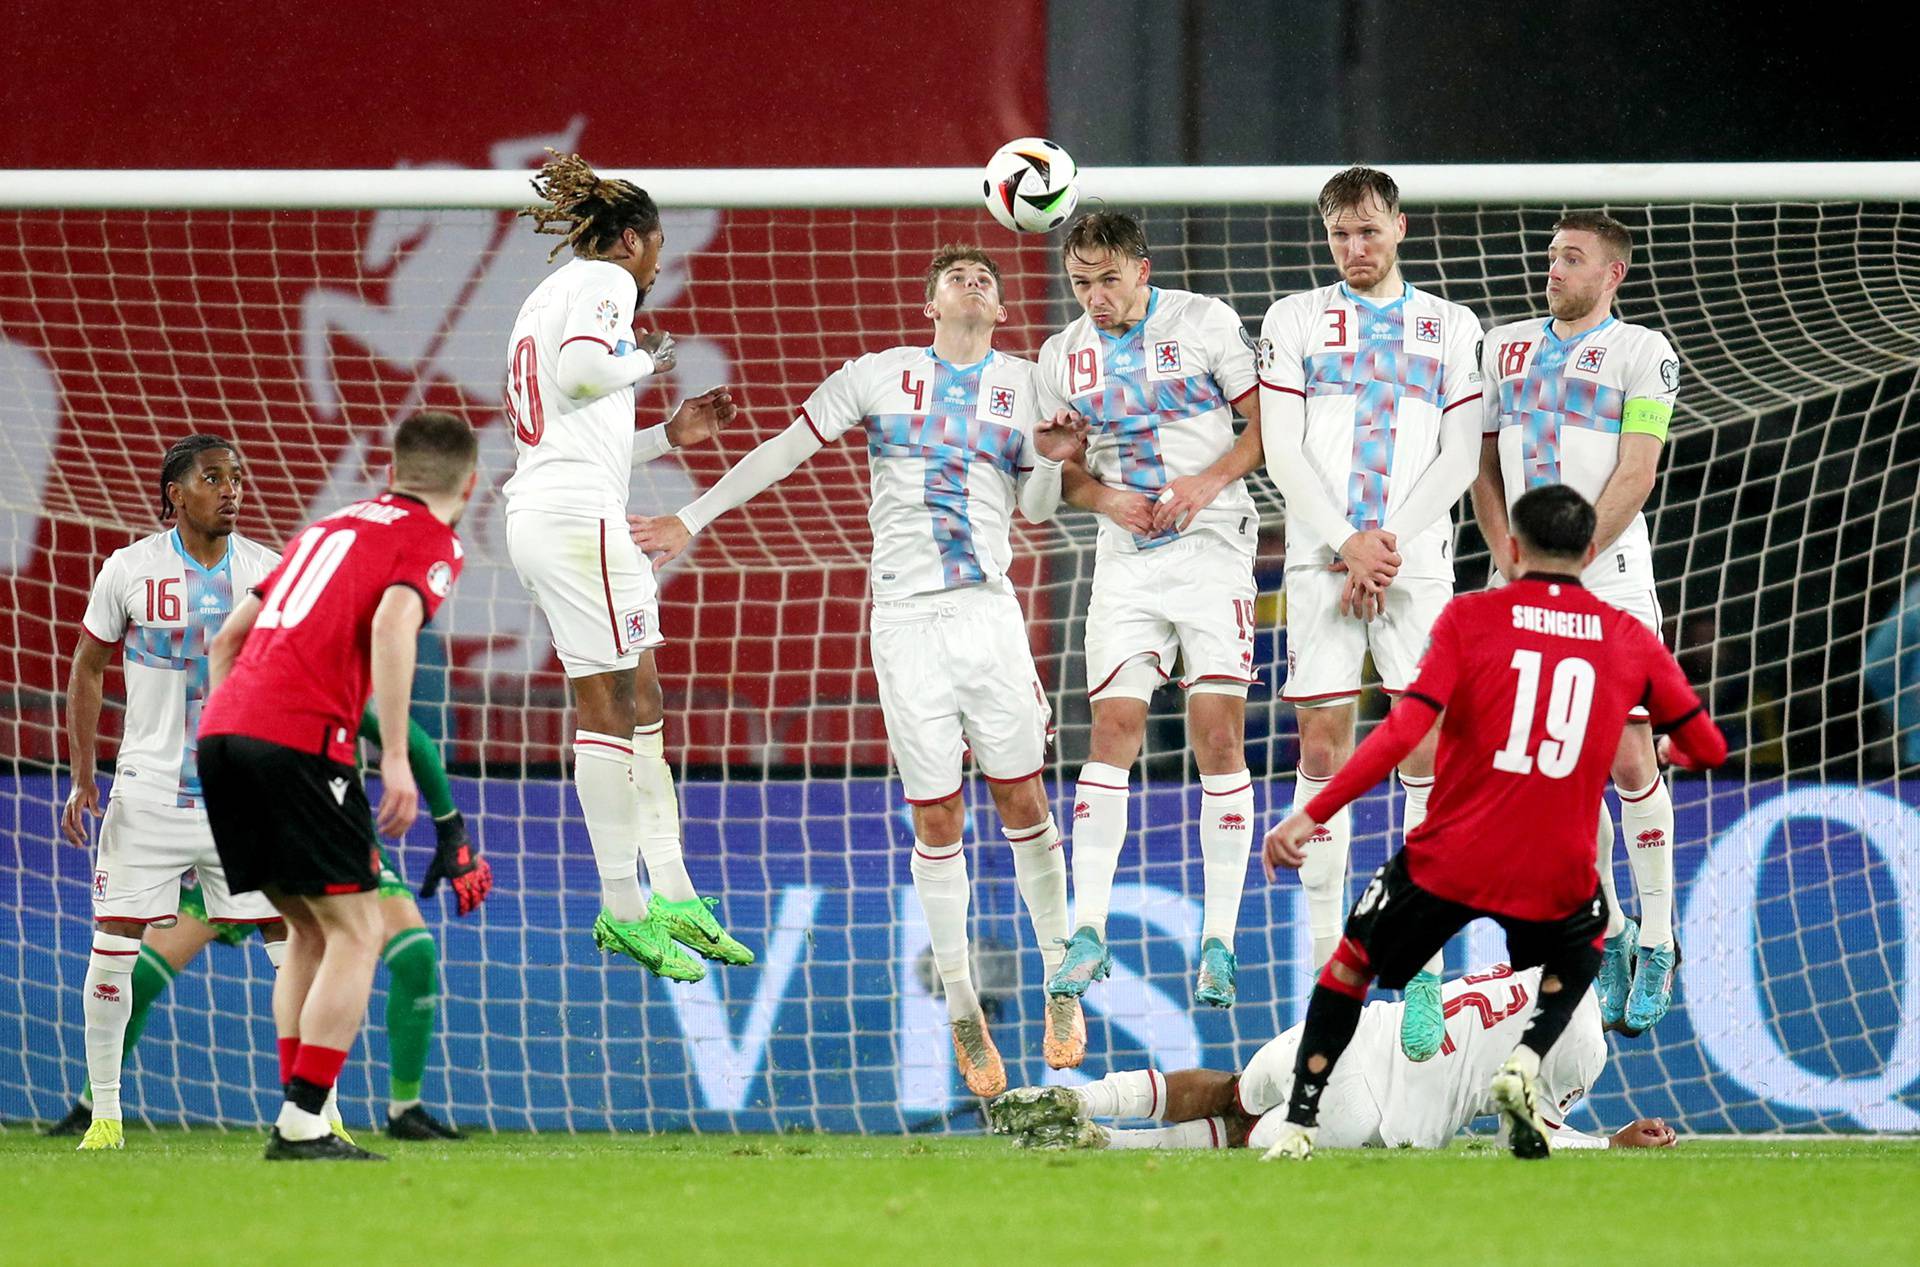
[1307,575,1720,922]
[199,492,462,765]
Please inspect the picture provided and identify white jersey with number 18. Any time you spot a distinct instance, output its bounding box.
[502,258,650,520]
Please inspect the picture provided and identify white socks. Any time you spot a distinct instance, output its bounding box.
[573,730,645,921]
[633,721,696,903]
[1105,1118,1230,1150]
[1079,1068,1164,1120]
[83,932,141,1121]
[1003,817,1069,977]
[1400,771,1443,979]
[1596,802,1626,938]
[911,841,978,1021]
[1199,770,1255,946]
[1294,768,1352,969]
[1619,774,1676,947]
[1069,762,1131,937]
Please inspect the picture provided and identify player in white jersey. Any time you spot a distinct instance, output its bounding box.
[60,436,285,1150]
[632,247,1083,1094]
[1033,212,1266,1012]
[989,965,1677,1157]
[1471,211,1684,1034]
[1259,167,1485,1063]
[504,152,753,983]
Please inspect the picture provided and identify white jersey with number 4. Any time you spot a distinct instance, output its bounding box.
[80,529,281,808]
[798,346,1043,602]
[1259,282,1483,580]
[1035,287,1259,560]
[1482,315,1680,591]
[1241,965,1606,1149]
[502,258,651,520]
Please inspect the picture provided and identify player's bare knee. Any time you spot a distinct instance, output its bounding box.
[987,777,1047,830]
[1295,705,1355,777]
[910,796,965,846]
[1088,701,1147,769]
[382,894,426,935]
[570,670,637,737]
[632,653,665,727]
[1612,723,1657,787]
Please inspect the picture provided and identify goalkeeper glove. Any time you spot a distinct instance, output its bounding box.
[420,811,493,915]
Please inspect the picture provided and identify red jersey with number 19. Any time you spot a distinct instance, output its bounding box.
[199,492,462,765]
[1305,575,1723,921]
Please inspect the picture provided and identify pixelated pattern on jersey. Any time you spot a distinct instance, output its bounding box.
[1303,301,1444,531]
[121,543,235,807]
[1497,326,1628,489]
[865,357,1024,590]
[1076,316,1228,550]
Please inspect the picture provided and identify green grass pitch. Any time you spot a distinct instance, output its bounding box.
[5,1130,1915,1265]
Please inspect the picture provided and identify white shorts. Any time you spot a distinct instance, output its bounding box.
[1239,1029,1382,1151]
[1085,535,1257,702]
[869,582,1051,805]
[1282,567,1452,705]
[506,508,663,678]
[93,797,279,926]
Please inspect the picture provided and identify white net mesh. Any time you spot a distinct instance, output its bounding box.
[2,180,1917,1133]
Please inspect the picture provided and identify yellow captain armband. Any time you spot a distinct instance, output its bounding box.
[1621,398,1673,441]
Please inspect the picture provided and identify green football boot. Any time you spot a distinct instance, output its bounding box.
[592,909,705,983]
[646,895,755,966]
[1195,937,1238,1008]
[1047,926,1113,998]
[1597,918,1639,1028]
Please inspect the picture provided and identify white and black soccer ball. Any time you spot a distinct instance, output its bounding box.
[982,137,1079,234]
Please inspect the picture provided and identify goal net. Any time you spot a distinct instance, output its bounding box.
[2,161,1916,1135]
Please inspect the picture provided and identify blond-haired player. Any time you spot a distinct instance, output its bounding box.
[1258,166,1485,1061]
[1471,211,1684,1034]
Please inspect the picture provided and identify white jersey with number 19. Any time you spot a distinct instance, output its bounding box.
[502,258,649,520]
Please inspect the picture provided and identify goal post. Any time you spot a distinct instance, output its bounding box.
[2,162,1916,1134]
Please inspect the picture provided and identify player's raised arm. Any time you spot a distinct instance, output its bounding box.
[1018,408,1087,524]
[60,632,114,847]
[629,408,831,565]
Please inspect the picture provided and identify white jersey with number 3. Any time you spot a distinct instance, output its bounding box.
[1242,966,1606,1149]
[80,529,281,808]
[502,258,650,519]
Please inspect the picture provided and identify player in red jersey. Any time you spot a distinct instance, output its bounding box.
[198,411,477,1162]
[1256,483,1725,1162]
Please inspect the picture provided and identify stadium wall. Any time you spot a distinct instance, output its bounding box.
[6,774,1915,1135]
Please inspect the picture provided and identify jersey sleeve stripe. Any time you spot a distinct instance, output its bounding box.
[80,622,115,647]
[1441,391,1485,415]
[560,334,614,352]
[1404,690,1446,713]
[1653,702,1705,731]
[1229,383,1258,406]
[1259,380,1306,397]
[796,407,830,445]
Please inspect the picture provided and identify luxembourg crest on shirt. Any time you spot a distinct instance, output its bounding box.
[1415,316,1441,344]
[1576,346,1607,373]
[988,386,1016,418]
[1154,340,1182,373]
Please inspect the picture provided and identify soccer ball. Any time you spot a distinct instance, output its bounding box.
[982,138,1079,234]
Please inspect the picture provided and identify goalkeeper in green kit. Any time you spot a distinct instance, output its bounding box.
[48,705,491,1141]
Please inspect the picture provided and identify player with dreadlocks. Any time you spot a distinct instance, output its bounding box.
[60,435,286,1149]
[502,152,753,981]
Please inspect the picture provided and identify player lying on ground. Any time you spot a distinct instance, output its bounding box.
[990,964,1677,1153]
[505,151,751,984]
[1258,166,1485,1061]
[1034,211,1265,1010]
[1471,211,1686,1034]
[633,246,1082,1095]
[199,410,476,1161]
[1259,484,1724,1161]
[48,705,489,1142]
[61,435,286,1151]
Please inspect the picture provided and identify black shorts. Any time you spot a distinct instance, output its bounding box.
[1338,852,1609,990]
[200,733,381,898]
